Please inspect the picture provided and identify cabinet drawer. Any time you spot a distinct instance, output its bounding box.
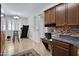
[52,39,70,49]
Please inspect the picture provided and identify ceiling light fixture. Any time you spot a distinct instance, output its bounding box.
[1,13,5,17]
[13,16,19,19]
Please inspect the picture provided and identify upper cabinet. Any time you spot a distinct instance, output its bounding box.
[44,8,56,25]
[44,3,79,26]
[50,8,56,24]
[67,3,79,25]
[56,4,66,26]
[44,10,50,24]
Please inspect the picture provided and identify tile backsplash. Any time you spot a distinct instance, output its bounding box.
[47,26,79,35]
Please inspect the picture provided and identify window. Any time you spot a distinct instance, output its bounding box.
[12,21,15,30]
[1,18,6,31]
[1,18,19,31]
[2,20,6,31]
[7,20,12,30]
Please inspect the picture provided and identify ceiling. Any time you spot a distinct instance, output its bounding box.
[1,3,57,17]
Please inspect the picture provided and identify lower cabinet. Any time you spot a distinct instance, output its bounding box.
[42,39,52,51]
[42,41,50,51]
[52,44,70,56]
[0,31,5,56]
[52,39,78,56]
[42,39,78,56]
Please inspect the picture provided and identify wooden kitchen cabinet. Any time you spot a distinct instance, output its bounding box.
[50,8,56,24]
[42,38,78,56]
[53,45,70,56]
[56,4,66,26]
[44,3,79,26]
[44,10,51,24]
[0,31,5,56]
[44,8,56,25]
[78,4,79,25]
[52,39,70,56]
[0,32,1,55]
[42,39,52,51]
[52,39,78,56]
[67,3,79,25]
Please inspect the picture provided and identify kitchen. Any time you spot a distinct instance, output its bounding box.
[0,3,79,56]
[42,3,79,56]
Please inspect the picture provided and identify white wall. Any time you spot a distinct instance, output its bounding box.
[28,16,34,40]
[38,14,45,38]
[28,4,59,42]
[28,14,45,42]
[28,16,40,42]
[33,3,59,16]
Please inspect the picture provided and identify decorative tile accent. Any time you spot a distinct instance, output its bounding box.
[47,26,79,35]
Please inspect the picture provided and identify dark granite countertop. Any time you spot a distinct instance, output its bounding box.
[52,35,79,48]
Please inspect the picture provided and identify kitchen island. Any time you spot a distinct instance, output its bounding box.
[42,35,79,56]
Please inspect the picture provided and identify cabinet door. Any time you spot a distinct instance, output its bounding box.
[56,4,66,26]
[42,39,51,51]
[44,10,51,24]
[0,31,5,55]
[0,31,1,55]
[53,45,69,56]
[44,11,48,24]
[78,4,79,25]
[67,3,79,25]
[50,8,56,24]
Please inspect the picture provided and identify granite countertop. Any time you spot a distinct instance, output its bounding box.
[52,35,79,48]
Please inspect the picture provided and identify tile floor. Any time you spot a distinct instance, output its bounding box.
[3,38,52,56]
